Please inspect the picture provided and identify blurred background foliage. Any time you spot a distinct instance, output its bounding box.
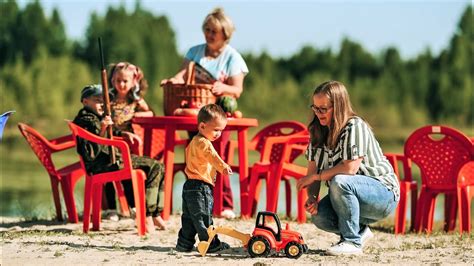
[0,0,472,219]
[1,1,472,136]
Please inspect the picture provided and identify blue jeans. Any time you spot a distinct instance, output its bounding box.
[311,174,398,246]
[176,179,222,250]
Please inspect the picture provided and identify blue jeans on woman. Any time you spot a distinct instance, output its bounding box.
[312,174,398,246]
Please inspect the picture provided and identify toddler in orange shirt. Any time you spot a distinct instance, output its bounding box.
[176,104,232,253]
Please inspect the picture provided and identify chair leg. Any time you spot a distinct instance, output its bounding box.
[266,165,282,214]
[91,184,103,231]
[395,182,409,234]
[247,167,264,217]
[425,194,437,233]
[458,186,472,234]
[60,177,79,223]
[131,170,146,236]
[83,179,93,233]
[444,193,457,232]
[284,179,292,218]
[414,190,427,233]
[409,184,418,232]
[114,181,130,217]
[49,178,63,221]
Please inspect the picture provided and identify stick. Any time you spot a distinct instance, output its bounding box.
[98,37,116,164]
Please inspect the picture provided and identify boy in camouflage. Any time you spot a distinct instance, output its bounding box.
[73,84,166,232]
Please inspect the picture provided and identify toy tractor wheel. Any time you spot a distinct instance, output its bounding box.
[247,236,271,257]
[285,241,303,259]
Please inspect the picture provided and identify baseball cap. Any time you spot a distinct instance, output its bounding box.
[80,84,103,102]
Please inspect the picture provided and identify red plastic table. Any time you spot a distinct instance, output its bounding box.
[133,116,258,220]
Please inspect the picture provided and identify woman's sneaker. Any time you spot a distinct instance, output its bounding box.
[326,241,362,256]
[360,226,374,247]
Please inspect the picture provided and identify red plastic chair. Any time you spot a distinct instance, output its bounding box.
[457,161,474,234]
[18,123,84,223]
[268,134,311,223]
[405,125,472,233]
[68,122,147,236]
[227,121,307,218]
[384,153,418,234]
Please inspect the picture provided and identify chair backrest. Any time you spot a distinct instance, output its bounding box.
[251,121,307,164]
[18,123,58,176]
[404,125,472,190]
[458,161,474,187]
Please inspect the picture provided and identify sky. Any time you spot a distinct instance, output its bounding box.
[21,0,470,59]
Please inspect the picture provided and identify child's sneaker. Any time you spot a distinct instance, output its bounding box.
[360,226,374,247]
[207,242,230,253]
[326,241,362,256]
[103,210,119,222]
[175,244,193,253]
[220,209,236,219]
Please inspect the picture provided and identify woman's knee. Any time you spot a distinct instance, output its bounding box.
[329,174,352,196]
[311,214,335,232]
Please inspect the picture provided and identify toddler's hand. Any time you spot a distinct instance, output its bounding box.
[223,167,233,176]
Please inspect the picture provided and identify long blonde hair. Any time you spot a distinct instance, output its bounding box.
[308,81,357,149]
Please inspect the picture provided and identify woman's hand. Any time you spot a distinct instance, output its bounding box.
[304,197,318,215]
[121,131,143,146]
[211,81,226,96]
[296,174,316,191]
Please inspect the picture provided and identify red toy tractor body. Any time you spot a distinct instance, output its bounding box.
[246,211,308,259]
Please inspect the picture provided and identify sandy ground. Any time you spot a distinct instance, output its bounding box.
[1,215,473,265]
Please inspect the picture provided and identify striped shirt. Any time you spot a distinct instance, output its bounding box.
[305,117,400,200]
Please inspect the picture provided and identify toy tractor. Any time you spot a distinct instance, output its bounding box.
[197,211,308,259]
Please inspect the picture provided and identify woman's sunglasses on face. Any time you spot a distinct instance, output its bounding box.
[309,104,333,114]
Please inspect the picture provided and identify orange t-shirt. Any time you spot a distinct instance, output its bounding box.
[184,135,229,186]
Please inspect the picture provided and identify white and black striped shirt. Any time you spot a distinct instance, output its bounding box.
[305,117,400,200]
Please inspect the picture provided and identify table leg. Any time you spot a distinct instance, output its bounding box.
[212,138,225,216]
[238,129,250,218]
[162,125,177,221]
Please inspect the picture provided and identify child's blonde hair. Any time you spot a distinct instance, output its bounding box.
[108,62,148,102]
[198,104,227,124]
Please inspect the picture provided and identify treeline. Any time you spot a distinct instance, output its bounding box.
[1,0,472,133]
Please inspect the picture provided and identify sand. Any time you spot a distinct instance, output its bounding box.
[1,215,473,265]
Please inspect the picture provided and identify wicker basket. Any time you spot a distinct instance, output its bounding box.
[162,62,215,116]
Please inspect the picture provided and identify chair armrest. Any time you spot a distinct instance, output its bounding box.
[260,134,309,164]
[49,134,76,152]
[384,153,414,183]
[68,122,134,172]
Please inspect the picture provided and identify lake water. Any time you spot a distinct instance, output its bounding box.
[0,139,456,226]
